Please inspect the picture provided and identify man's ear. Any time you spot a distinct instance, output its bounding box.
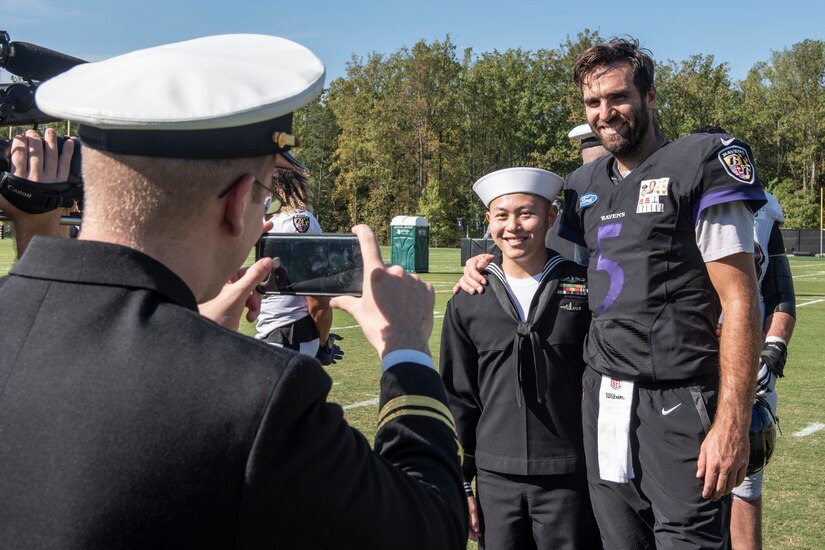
[548,202,559,226]
[222,174,255,237]
[647,84,658,109]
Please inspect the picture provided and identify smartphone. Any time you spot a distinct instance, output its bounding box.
[255,233,363,296]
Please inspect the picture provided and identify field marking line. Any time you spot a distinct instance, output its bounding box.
[792,270,825,279]
[797,299,825,308]
[342,397,380,411]
[793,423,825,438]
[331,313,444,331]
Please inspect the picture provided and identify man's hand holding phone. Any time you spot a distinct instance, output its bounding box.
[331,225,434,359]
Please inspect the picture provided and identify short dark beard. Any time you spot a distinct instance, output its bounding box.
[599,105,650,158]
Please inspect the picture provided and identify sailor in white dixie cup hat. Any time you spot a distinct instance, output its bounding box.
[568,123,609,164]
[0,35,467,549]
[472,167,564,208]
[440,166,598,548]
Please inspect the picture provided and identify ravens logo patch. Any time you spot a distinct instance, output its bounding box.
[292,214,311,233]
[718,146,755,184]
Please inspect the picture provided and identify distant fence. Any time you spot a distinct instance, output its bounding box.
[781,229,824,256]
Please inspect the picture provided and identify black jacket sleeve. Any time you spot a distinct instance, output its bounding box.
[439,298,482,485]
[239,353,468,549]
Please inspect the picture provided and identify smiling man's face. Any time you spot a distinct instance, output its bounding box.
[581,61,655,159]
[486,193,555,277]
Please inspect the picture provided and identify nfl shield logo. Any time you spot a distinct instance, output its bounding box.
[611,379,622,390]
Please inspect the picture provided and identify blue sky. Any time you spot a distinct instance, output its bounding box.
[3,0,823,85]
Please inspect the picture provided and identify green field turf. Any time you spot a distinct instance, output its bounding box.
[2,236,823,548]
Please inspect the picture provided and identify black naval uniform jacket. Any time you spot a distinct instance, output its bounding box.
[0,238,467,550]
[439,252,591,484]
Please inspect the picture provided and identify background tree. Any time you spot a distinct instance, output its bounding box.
[655,54,737,139]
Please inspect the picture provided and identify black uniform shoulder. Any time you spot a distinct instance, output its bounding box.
[565,153,613,194]
[446,280,498,315]
[186,305,316,375]
[152,303,332,429]
[664,133,754,164]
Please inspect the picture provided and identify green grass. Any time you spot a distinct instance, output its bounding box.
[4,237,824,548]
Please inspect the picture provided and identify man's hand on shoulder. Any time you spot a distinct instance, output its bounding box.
[452,253,495,295]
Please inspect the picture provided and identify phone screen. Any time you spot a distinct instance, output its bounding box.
[255,233,363,296]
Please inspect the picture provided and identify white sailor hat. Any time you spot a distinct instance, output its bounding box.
[568,123,602,150]
[473,167,564,208]
[35,34,325,161]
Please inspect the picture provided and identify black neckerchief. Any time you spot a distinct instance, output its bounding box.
[483,251,566,407]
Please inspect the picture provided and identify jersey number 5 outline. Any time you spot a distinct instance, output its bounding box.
[595,222,624,314]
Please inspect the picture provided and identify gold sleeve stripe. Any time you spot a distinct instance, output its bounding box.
[376,409,458,436]
[378,395,456,431]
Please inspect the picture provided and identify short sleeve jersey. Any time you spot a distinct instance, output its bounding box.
[559,133,766,381]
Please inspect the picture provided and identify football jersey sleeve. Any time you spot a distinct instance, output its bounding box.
[694,138,766,223]
[559,186,587,247]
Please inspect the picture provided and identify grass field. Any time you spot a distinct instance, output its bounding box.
[2,237,824,548]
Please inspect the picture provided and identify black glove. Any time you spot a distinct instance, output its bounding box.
[316,333,344,365]
[756,339,787,396]
[760,339,787,378]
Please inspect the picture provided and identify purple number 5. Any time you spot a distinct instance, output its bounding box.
[594,222,624,313]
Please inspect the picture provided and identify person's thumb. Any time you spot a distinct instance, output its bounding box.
[235,257,272,295]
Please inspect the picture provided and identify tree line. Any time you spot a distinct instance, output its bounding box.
[294,30,825,245]
[6,30,824,244]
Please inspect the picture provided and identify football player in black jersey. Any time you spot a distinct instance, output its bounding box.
[457,38,766,549]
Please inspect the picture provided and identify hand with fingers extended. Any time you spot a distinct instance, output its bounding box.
[331,225,434,359]
[1,128,77,256]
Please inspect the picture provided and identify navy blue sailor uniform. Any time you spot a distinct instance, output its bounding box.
[0,237,468,550]
[440,252,599,550]
[558,133,766,549]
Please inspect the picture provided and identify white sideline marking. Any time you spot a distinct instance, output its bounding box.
[793,423,825,438]
[331,313,444,332]
[793,271,825,279]
[797,299,825,308]
[342,397,380,411]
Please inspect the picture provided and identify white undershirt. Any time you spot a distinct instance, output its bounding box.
[504,273,541,321]
[695,201,754,262]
